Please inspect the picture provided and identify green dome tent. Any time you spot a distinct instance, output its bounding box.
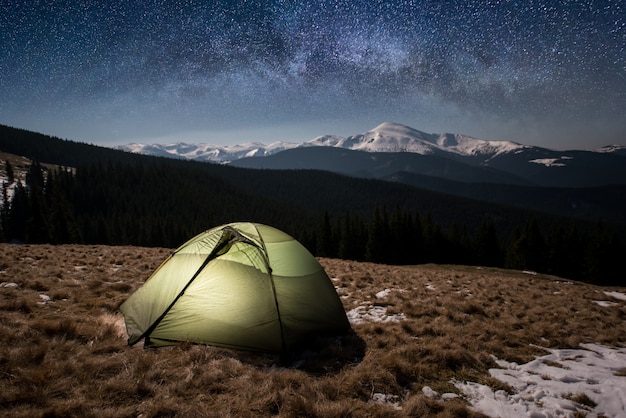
[120,222,350,353]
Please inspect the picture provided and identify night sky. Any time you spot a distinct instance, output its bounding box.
[1,1,625,149]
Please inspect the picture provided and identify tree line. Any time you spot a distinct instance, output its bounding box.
[311,206,623,286]
[1,159,623,286]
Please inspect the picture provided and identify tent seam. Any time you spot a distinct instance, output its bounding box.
[253,224,289,355]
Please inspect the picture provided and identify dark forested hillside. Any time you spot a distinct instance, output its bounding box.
[387,171,626,224]
[0,125,140,167]
[232,147,626,225]
[1,124,624,285]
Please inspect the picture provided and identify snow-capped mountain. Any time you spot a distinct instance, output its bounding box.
[116,122,529,163]
[319,122,527,158]
[117,122,626,188]
[117,140,300,163]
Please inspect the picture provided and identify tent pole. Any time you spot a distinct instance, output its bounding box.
[252,225,289,358]
[130,230,234,346]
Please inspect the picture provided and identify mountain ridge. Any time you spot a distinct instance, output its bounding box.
[116,122,626,188]
[116,121,624,163]
[231,144,626,191]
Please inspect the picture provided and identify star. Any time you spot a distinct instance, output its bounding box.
[0,0,624,149]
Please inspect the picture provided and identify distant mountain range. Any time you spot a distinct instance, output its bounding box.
[117,122,626,189]
[1,122,625,232]
[115,122,533,163]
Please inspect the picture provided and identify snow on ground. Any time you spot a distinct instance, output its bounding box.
[0,282,19,288]
[342,285,407,325]
[529,158,567,167]
[1,177,19,202]
[348,286,626,416]
[375,287,404,299]
[346,305,406,325]
[454,291,626,417]
[594,300,619,307]
[370,392,403,410]
[454,344,626,418]
[593,291,626,307]
[605,291,626,301]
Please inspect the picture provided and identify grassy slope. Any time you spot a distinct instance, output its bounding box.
[1,244,624,417]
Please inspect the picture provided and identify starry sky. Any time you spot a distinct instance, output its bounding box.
[1,0,625,149]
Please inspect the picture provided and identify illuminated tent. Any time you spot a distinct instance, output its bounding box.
[120,222,350,353]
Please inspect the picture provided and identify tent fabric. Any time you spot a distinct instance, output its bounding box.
[120,222,350,353]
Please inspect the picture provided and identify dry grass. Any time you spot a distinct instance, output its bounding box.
[1,244,624,417]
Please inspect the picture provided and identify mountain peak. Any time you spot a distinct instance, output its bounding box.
[351,122,526,158]
[369,122,429,137]
[344,122,439,154]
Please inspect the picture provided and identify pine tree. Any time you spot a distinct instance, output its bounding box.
[20,162,51,243]
[389,206,413,264]
[316,211,335,257]
[365,203,389,263]
[505,218,545,272]
[473,222,502,267]
[411,211,424,264]
[583,222,623,285]
[447,223,471,265]
[46,169,82,243]
[7,181,29,243]
[0,185,6,242]
[421,213,448,264]
[338,211,361,261]
[5,160,14,184]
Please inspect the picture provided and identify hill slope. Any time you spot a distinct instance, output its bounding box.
[120,122,626,188]
[386,171,626,224]
[231,146,531,185]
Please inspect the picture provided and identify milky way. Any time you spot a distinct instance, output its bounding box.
[1,1,624,148]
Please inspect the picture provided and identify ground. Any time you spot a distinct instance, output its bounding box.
[1,244,624,417]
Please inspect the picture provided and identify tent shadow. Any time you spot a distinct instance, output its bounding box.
[285,329,366,375]
[157,330,365,376]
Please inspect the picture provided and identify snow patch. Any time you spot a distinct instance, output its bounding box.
[604,291,626,301]
[529,158,567,167]
[0,282,19,288]
[347,305,406,325]
[454,344,626,418]
[334,287,350,299]
[593,300,619,307]
[595,144,626,153]
[422,386,459,401]
[375,287,404,299]
[370,392,402,410]
[422,386,439,398]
